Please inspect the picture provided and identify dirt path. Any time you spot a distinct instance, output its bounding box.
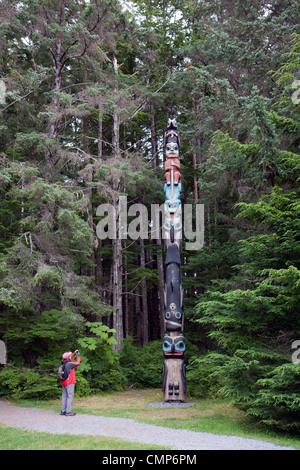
[0,402,295,450]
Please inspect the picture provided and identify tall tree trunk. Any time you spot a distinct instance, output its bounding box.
[150,113,164,338]
[112,233,123,350]
[110,156,123,349]
[123,254,129,338]
[193,149,198,203]
[46,36,63,182]
[150,105,158,170]
[192,97,201,203]
[134,251,143,346]
[110,54,123,350]
[83,61,90,154]
[140,237,148,345]
[112,55,120,157]
[98,104,103,159]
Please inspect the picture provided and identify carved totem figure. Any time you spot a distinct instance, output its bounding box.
[162,119,187,401]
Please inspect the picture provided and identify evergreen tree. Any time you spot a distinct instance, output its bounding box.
[0,0,299,416]
[0,0,127,369]
[189,33,300,431]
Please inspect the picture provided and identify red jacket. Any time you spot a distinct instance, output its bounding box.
[61,353,81,387]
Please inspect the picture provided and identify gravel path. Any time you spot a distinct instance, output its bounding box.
[0,402,295,450]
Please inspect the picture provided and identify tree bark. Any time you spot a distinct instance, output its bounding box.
[193,149,198,203]
[123,255,129,338]
[82,61,90,154]
[140,237,148,345]
[110,54,123,350]
[150,105,158,170]
[46,36,63,182]
[98,104,103,159]
[111,177,123,349]
[112,55,120,157]
[112,233,123,350]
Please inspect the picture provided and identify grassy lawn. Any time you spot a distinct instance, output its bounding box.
[1,389,300,450]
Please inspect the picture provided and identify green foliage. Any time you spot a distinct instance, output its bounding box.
[119,339,163,388]
[78,321,117,354]
[119,338,198,389]
[0,0,299,435]
[189,27,300,431]
[33,267,63,291]
[0,366,59,399]
[196,289,280,351]
[193,179,300,428]
[187,348,287,408]
[186,353,227,398]
[248,363,300,432]
[72,374,92,398]
[83,346,127,393]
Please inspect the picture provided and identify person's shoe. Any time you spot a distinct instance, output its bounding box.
[65,412,76,416]
[60,411,66,415]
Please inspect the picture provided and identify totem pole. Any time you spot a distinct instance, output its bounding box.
[162,119,187,402]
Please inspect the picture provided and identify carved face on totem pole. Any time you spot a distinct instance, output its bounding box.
[163,332,186,357]
[165,142,179,159]
[164,301,183,331]
[164,121,181,186]
[164,119,180,148]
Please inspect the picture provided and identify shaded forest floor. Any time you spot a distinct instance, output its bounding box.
[2,389,300,449]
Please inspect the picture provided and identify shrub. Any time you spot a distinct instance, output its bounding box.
[119,338,199,389]
[186,352,228,398]
[0,366,59,399]
[83,345,127,393]
[73,374,91,397]
[119,339,164,388]
[247,362,300,432]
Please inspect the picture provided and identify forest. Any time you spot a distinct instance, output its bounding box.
[0,0,299,433]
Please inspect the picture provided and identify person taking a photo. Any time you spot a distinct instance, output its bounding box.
[60,350,81,416]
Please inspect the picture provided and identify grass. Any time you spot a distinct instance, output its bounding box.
[1,389,300,450]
